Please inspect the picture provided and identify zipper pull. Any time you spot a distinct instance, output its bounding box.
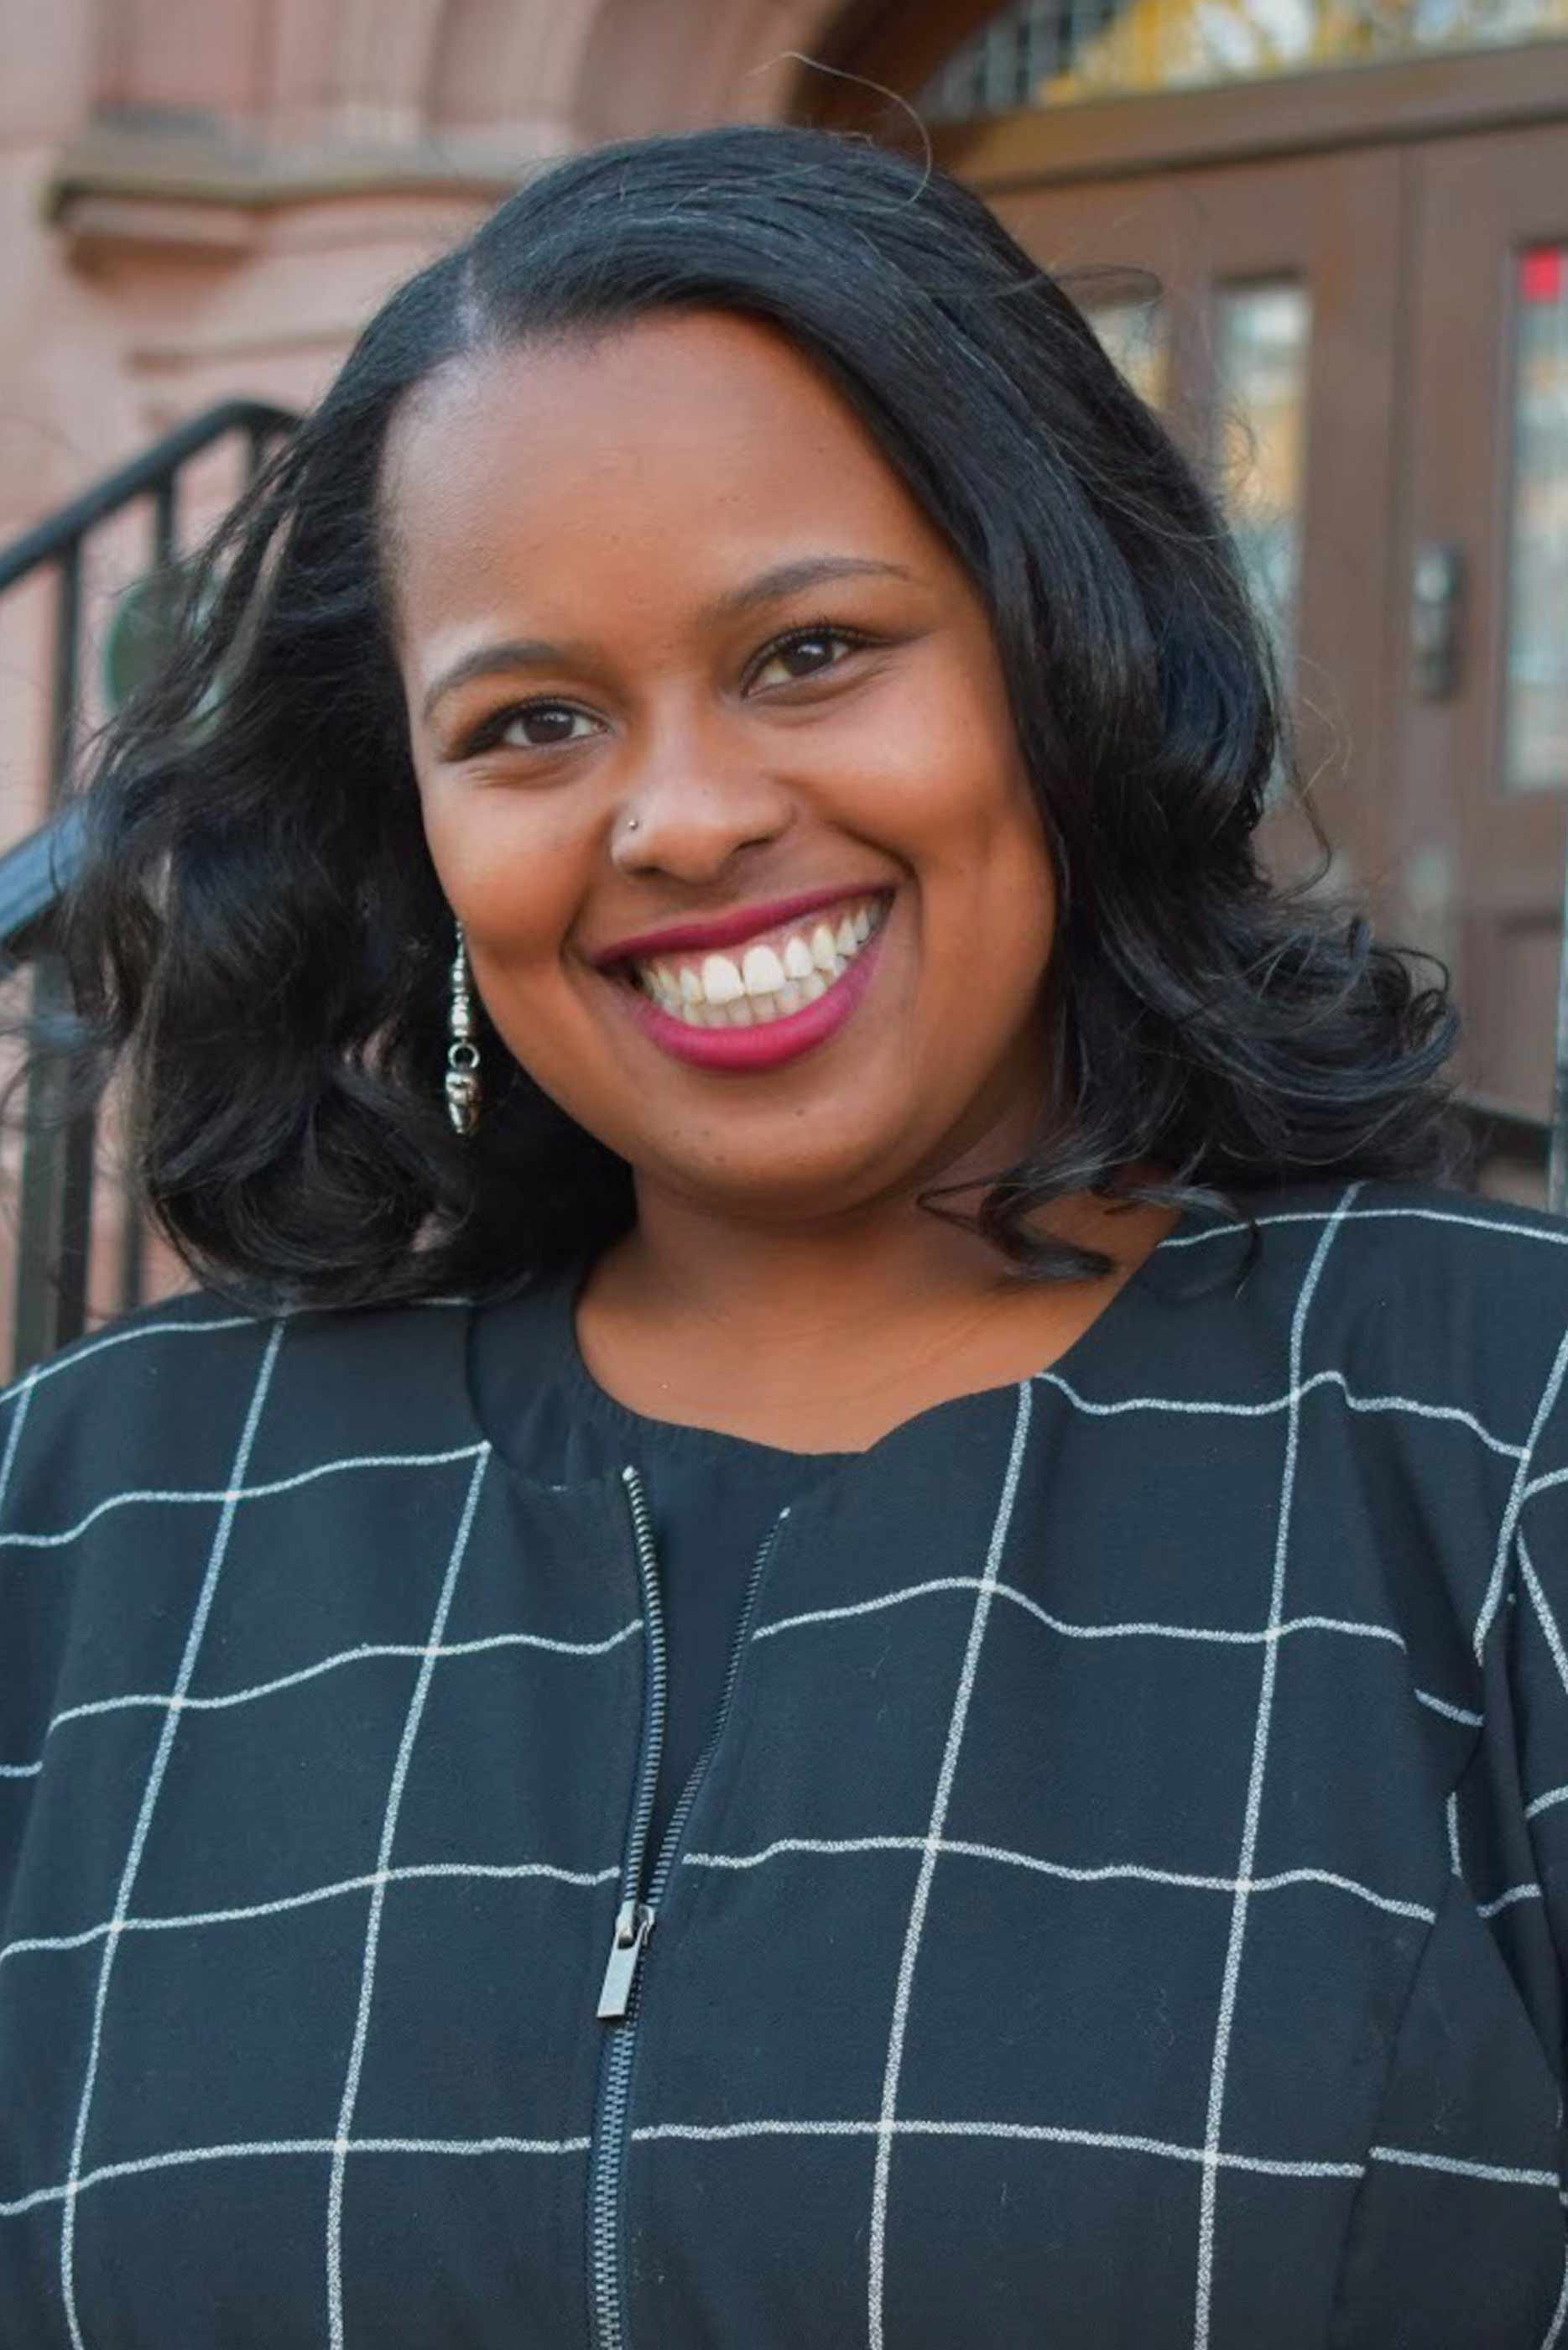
[596,1899,656,2021]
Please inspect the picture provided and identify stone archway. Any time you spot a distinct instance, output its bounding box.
[415,0,854,151]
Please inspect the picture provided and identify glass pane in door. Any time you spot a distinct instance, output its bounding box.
[1214,281,1312,676]
[1503,244,1568,791]
[1086,297,1168,409]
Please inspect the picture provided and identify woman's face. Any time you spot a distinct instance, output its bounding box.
[387,310,1058,1224]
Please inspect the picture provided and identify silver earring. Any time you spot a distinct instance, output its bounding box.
[445,925,482,1136]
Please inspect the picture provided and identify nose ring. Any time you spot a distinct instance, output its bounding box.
[624,815,640,833]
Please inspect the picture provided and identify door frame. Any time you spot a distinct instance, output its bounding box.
[795,33,1568,184]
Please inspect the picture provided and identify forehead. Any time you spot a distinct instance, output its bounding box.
[381,311,942,633]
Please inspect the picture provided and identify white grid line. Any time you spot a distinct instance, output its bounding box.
[1414,1688,1483,1728]
[1475,1883,1544,1920]
[0,1363,39,1514]
[0,1858,621,1972]
[1,2134,593,2219]
[1195,1181,1352,2349]
[867,1379,1032,2350]
[0,1445,489,1555]
[5,1357,1537,1571]
[1522,1535,1568,1706]
[634,2117,1365,2175]
[0,1618,644,1780]
[1448,1791,1463,1879]
[9,2117,1560,2228]
[0,1314,260,1415]
[754,1575,1409,1655]
[1474,1331,1568,1663]
[1525,1785,1568,1824]
[58,1316,286,2350]
[325,1442,491,2350]
[1163,1204,1568,1253]
[0,1298,471,1417]
[1367,2144,1560,2189]
[680,1837,1436,1923]
[3,1842,1438,1982]
[1036,1367,1524,1458]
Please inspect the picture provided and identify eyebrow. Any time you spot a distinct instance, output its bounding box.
[418,554,914,724]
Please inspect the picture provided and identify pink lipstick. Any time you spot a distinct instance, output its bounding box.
[612,916,888,1073]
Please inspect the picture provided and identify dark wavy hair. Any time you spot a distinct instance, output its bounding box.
[49,121,1462,1310]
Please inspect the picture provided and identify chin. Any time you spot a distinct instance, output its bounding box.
[663,1138,930,1223]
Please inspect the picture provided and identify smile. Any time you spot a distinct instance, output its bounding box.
[626,894,887,1028]
[609,892,893,1074]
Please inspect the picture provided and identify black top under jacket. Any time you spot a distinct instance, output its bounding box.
[9,1175,1568,2348]
[471,1268,851,1859]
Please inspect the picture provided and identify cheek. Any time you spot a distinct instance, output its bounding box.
[878,720,1052,932]
[419,792,590,967]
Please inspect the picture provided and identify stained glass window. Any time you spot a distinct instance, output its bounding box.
[921,0,1568,112]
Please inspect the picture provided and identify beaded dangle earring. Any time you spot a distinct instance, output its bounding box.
[445,924,482,1136]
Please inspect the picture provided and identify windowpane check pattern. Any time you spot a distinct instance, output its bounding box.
[5,1178,1568,2343]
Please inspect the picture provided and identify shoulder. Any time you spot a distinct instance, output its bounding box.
[0,1285,481,1526]
[1203,1172,1568,1451]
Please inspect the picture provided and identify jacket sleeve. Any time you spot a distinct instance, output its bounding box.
[1505,1376,1568,2071]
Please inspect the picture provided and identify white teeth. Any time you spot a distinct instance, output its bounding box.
[632,895,888,1029]
[701,952,745,1006]
[742,942,786,998]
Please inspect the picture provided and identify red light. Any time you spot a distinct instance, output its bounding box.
[1519,248,1565,305]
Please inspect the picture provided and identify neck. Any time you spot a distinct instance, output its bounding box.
[579,1113,1174,1439]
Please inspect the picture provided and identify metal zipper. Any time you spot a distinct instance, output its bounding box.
[586,1463,789,2350]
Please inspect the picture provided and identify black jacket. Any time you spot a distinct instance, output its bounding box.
[4,1175,1568,2348]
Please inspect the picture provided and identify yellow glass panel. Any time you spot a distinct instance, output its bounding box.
[1504,246,1568,792]
[921,0,1568,113]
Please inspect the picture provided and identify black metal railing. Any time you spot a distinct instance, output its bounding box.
[0,400,295,1378]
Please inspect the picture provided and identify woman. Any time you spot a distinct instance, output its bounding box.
[1,121,1565,2350]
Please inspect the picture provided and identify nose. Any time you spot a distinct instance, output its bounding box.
[610,724,794,885]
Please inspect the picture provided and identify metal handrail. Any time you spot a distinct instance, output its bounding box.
[0,803,86,953]
[0,399,297,1376]
[0,401,294,597]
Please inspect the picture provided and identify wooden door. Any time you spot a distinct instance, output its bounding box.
[1390,124,1568,1123]
[992,122,1568,1157]
[990,153,1404,909]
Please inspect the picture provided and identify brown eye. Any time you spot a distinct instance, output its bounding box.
[498,705,596,748]
[749,628,862,690]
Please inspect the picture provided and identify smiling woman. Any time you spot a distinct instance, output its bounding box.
[386,305,1062,1326]
[7,123,1568,2350]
